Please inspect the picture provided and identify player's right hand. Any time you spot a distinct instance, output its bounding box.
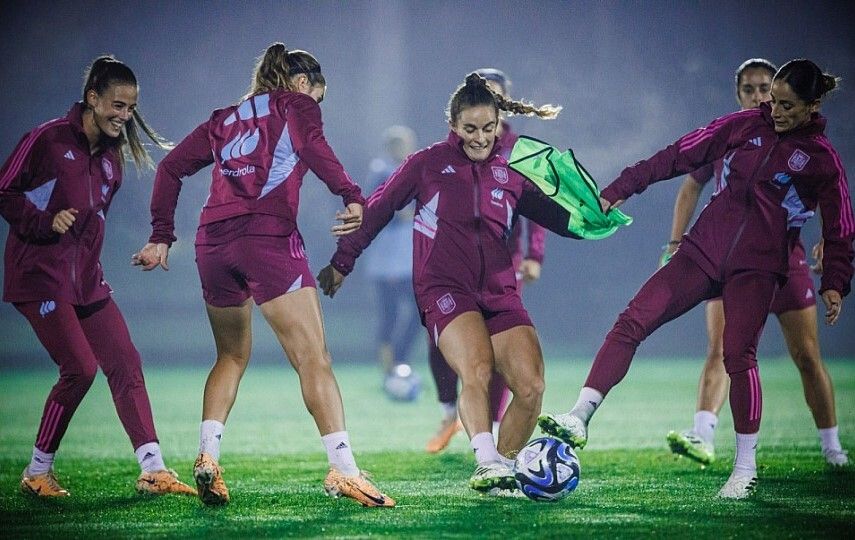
[51,208,78,234]
[317,264,345,298]
[132,242,170,271]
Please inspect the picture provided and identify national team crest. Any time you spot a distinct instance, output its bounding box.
[102,158,114,180]
[436,293,456,315]
[787,149,810,172]
[491,166,509,184]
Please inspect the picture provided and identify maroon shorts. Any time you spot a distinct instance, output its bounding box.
[769,262,815,315]
[419,288,532,345]
[195,232,315,308]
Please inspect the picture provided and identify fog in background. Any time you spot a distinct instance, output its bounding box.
[1,0,853,367]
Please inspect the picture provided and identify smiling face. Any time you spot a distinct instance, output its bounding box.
[450,104,497,162]
[86,83,138,141]
[736,67,773,110]
[770,80,819,133]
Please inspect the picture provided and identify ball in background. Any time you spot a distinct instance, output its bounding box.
[514,436,580,502]
[383,363,422,402]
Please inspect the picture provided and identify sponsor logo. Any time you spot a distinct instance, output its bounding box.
[806,289,813,300]
[787,149,810,171]
[64,150,75,160]
[101,158,113,180]
[749,137,762,147]
[771,172,791,188]
[220,165,257,177]
[39,300,56,317]
[436,293,456,315]
[220,129,260,162]
[491,166,508,184]
[101,183,110,202]
[441,165,456,175]
[490,187,504,207]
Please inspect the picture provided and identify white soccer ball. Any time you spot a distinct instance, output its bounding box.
[383,364,422,402]
[514,437,580,502]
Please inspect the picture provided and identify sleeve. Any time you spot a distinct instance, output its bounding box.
[286,95,364,207]
[330,155,420,275]
[0,130,56,240]
[149,122,214,245]
[525,219,547,263]
[516,181,581,239]
[816,152,855,296]
[601,109,761,204]
[688,163,715,187]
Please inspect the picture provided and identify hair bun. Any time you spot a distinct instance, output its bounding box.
[464,72,485,87]
[822,73,839,94]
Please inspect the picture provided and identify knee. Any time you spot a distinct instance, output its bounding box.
[289,347,332,373]
[216,352,251,372]
[61,361,98,388]
[511,372,545,404]
[610,311,648,345]
[790,346,821,375]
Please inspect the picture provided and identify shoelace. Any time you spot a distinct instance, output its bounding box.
[43,472,64,492]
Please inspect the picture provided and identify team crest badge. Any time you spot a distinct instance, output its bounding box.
[436,293,456,315]
[491,166,509,184]
[102,158,114,180]
[787,149,810,172]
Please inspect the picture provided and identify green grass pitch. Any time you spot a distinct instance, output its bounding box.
[1,359,853,538]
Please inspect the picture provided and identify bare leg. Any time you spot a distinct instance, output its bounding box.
[202,300,253,423]
[697,300,729,414]
[777,306,837,428]
[491,325,544,457]
[259,287,345,435]
[436,312,494,438]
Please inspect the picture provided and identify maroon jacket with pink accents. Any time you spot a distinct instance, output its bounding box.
[331,131,577,303]
[602,102,854,296]
[149,90,364,247]
[0,103,122,304]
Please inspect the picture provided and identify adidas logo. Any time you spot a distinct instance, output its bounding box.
[750,137,762,147]
[335,442,349,450]
[806,289,813,300]
[215,434,222,440]
[142,452,156,461]
[441,165,456,175]
[64,150,75,160]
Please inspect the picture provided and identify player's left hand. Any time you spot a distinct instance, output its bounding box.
[317,264,345,298]
[332,203,363,236]
[820,289,842,326]
[519,259,542,283]
[132,242,170,271]
[810,239,824,275]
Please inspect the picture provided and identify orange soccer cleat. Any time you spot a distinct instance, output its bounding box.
[193,453,230,505]
[136,469,196,496]
[426,416,463,454]
[324,468,395,507]
[20,467,70,497]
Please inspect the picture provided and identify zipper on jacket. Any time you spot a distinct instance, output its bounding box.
[472,164,486,290]
[720,140,778,279]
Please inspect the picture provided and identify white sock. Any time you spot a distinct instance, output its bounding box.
[733,432,758,475]
[693,410,718,444]
[135,442,166,473]
[499,454,515,469]
[28,447,54,476]
[569,387,603,424]
[199,419,225,461]
[818,426,842,452]
[441,401,457,420]
[471,432,503,466]
[322,431,359,476]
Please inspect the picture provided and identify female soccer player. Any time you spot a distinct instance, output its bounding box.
[662,59,848,468]
[426,68,548,454]
[134,43,394,507]
[0,56,195,498]
[318,73,572,494]
[539,58,854,499]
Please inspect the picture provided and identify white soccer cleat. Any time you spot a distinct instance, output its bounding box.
[469,462,517,493]
[537,412,588,449]
[823,448,849,467]
[717,471,757,499]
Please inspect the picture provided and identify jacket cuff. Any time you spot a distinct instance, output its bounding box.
[330,252,355,277]
[342,192,366,207]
